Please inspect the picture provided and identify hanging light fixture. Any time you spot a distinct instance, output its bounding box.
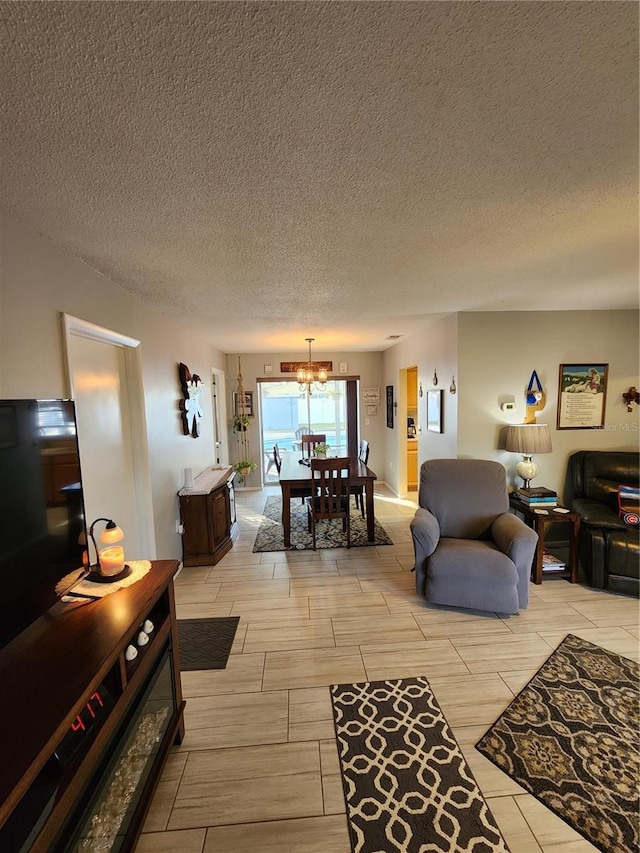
[297,338,328,395]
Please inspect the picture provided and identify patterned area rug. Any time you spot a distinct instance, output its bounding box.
[177,617,239,670]
[476,633,639,853]
[253,496,393,551]
[331,677,509,853]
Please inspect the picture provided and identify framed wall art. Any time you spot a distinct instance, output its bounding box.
[233,391,254,418]
[557,363,608,429]
[427,389,443,433]
[386,385,394,429]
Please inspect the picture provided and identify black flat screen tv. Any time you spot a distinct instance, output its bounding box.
[0,399,87,649]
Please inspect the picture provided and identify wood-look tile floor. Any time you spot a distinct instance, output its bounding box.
[135,485,639,853]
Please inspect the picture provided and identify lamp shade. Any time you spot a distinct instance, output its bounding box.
[99,523,124,545]
[505,424,552,455]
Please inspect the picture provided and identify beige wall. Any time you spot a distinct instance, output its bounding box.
[2,211,638,549]
[381,314,459,495]
[457,311,639,499]
[380,310,639,498]
[1,213,227,561]
[224,350,385,481]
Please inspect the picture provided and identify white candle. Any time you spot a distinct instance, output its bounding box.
[184,467,194,488]
[99,545,125,577]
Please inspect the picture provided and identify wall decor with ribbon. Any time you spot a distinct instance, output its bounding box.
[525,370,546,423]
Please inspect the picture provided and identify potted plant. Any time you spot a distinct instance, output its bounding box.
[313,443,331,458]
[233,414,251,433]
[232,459,257,484]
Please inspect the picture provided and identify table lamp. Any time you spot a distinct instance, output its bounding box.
[87,517,130,581]
[505,424,552,489]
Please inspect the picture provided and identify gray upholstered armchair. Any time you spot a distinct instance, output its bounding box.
[410,459,538,614]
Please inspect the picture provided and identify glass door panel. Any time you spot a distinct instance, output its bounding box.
[259,380,353,483]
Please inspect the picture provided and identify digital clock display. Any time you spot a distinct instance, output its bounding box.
[54,684,114,769]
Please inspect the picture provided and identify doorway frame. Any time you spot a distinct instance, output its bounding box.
[61,313,156,559]
[210,367,228,466]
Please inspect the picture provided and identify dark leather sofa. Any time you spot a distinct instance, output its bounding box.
[568,450,639,596]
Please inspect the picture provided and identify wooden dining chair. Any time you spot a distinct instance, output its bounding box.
[306,457,352,549]
[300,434,326,458]
[352,439,370,518]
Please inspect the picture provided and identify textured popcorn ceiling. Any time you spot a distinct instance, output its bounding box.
[1,1,637,352]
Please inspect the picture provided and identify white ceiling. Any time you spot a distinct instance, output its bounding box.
[1,1,638,353]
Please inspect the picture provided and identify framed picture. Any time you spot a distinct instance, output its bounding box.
[233,391,254,418]
[557,364,608,429]
[386,385,394,428]
[427,389,443,433]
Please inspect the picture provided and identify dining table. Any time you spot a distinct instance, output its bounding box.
[278,452,377,548]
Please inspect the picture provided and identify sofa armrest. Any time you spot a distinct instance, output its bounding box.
[491,512,538,567]
[410,508,440,595]
[572,498,629,531]
[491,512,538,608]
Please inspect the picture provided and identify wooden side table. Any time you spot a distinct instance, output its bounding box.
[509,495,580,584]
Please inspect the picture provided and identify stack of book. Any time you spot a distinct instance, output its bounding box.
[516,487,558,507]
[542,551,566,572]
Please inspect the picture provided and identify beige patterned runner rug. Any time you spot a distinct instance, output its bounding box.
[331,677,509,852]
[476,633,639,853]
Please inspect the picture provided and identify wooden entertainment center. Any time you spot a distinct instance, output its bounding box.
[0,559,184,853]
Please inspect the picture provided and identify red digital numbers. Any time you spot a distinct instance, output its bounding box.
[69,690,105,734]
[89,691,104,708]
[71,715,86,733]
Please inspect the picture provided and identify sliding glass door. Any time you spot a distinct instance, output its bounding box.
[258,379,358,482]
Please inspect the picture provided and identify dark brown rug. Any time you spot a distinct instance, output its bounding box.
[253,496,393,552]
[177,617,239,670]
[331,676,510,852]
[476,633,639,853]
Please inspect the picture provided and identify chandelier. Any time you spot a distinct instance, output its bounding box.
[297,338,328,395]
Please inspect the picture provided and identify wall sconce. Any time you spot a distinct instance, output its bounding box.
[433,369,438,385]
[622,387,639,412]
[418,382,423,398]
[450,376,456,394]
[86,518,130,582]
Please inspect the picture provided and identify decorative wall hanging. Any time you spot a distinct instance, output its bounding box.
[386,386,394,429]
[178,362,204,438]
[233,391,254,418]
[362,387,381,405]
[557,364,608,429]
[450,376,456,394]
[524,370,546,424]
[622,386,639,412]
[427,389,443,433]
[280,360,333,374]
[234,356,255,483]
[432,369,438,385]
[418,382,423,398]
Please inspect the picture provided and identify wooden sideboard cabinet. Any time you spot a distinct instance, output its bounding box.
[178,467,236,567]
[0,560,184,853]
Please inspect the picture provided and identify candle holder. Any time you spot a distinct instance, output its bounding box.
[86,518,131,583]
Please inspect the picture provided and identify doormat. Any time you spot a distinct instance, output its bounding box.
[476,633,639,853]
[253,496,393,551]
[177,616,240,671]
[331,676,509,852]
